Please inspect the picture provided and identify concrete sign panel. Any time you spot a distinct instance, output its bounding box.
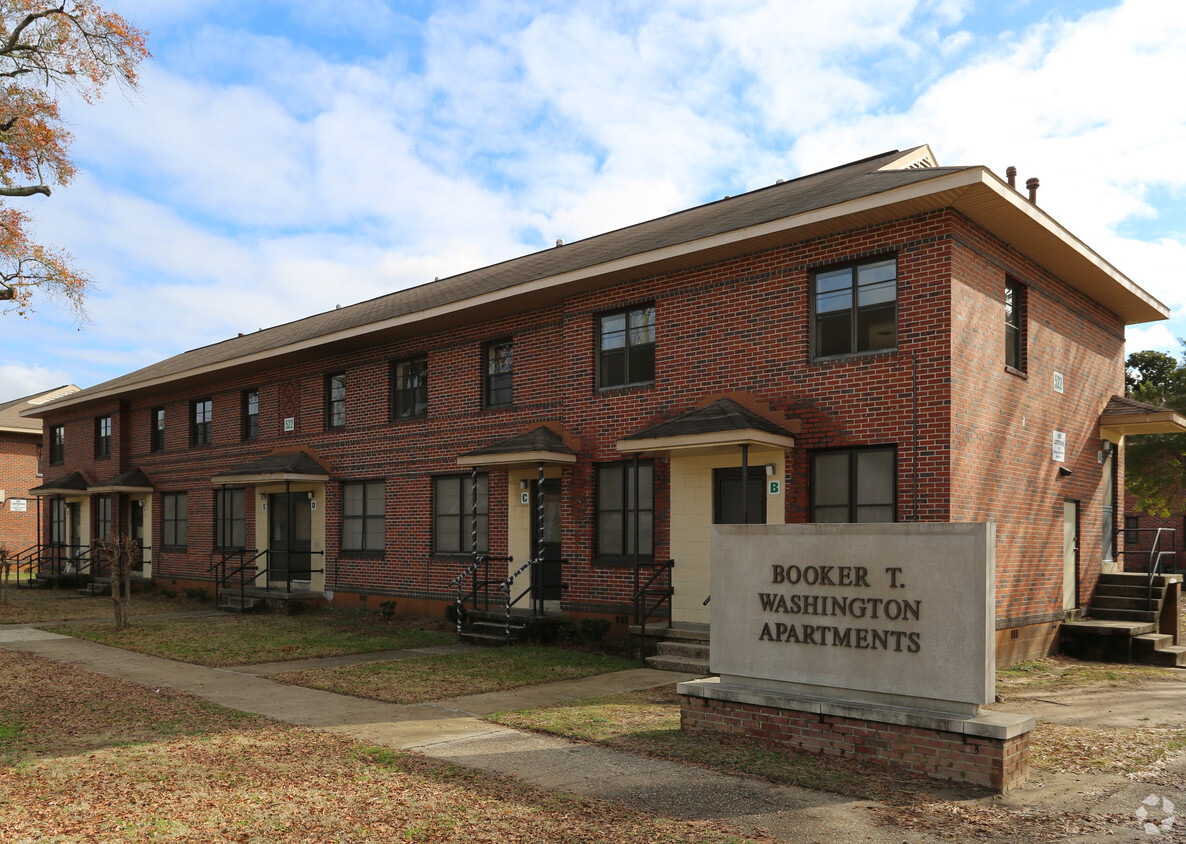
[710,523,995,716]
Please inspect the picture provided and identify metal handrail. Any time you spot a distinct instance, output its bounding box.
[1146,528,1177,606]
[632,558,675,663]
[500,556,567,644]
[208,547,254,606]
[450,554,513,634]
[8,543,49,586]
[255,550,325,596]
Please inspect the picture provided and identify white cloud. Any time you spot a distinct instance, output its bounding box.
[0,363,76,404]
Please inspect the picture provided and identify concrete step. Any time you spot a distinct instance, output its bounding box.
[1093,583,1162,599]
[217,595,265,613]
[656,640,709,661]
[1099,572,1181,587]
[1133,634,1186,667]
[1087,607,1160,623]
[459,630,520,646]
[1092,595,1161,612]
[77,582,111,597]
[1060,619,1157,662]
[645,653,711,675]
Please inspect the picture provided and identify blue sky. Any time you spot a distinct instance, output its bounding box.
[2,0,1185,402]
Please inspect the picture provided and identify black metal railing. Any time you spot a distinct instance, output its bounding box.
[632,558,675,663]
[449,554,513,634]
[1116,527,1177,573]
[499,556,567,644]
[208,547,327,607]
[6,542,48,587]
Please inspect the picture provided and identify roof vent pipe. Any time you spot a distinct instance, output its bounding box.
[1006,166,1017,188]
[1026,177,1040,204]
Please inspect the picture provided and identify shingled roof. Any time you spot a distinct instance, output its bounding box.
[23,146,1168,416]
[0,385,78,433]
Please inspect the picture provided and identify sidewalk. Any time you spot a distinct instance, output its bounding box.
[0,624,950,843]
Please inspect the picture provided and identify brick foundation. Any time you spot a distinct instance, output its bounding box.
[678,681,1032,793]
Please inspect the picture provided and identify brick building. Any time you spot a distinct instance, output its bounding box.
[22,146,1177,663]
[0,385,79,554]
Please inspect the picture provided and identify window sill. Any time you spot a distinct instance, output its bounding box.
[340,549,385,560]
[1004,365,1027,379]
[811,347,898,365]
[596,381,655,396]
[391,414,427,424]
[592,556,656,568]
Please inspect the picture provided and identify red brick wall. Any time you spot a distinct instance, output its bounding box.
[1124,487,1186,570]
[0,431,41,552]
[32,208,1127,638]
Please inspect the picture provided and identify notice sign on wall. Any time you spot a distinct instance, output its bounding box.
[710,523,995,715]
[9,498,27,512]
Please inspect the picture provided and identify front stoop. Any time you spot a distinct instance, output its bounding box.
[216,587,325,614]
[458,608,570,646]
[632,624,712,675]
[1060,572,1183,665]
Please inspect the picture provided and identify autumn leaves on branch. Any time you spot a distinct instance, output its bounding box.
[0,1,148,317]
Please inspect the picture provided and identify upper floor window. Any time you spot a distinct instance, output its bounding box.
[434,473,488,554]
[342,480,385,552]
[326,373,346,429]
[813,257,897,358]
[214,488,246,549]
[49,425,64,465]
[392,356,427,419]
[36,443,43,477]
[484,340,513,408]
[1005,279,1026,372]
[150,407,165,452]
[162,492,187,548]
[598,304,655,389]
[94,415,112,459]
[190,398,212,447]
[811,446,896,523]
[242,389,259,440]
[596,460,653,559]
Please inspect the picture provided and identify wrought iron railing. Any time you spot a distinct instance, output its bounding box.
[632,558,674,663]
[449,554,513,634]
[209,547,326,607]
[499,556,567,644]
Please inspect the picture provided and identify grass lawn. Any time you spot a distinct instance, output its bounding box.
[0,587,208,624]
[996,655,1186,691]
[45,611,456,667]
[273,647,639,703]
[0,650,761,843]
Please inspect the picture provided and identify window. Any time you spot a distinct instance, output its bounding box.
[50,497,65,545]
[1005,279,1026,372]
[242,389,259,440]
[596,461,654,559]
[326,373,346,429]
[1125,515,1140,532]
[598,305,655,389]
[162,493,187,548]
[811,446,896,523]
[342,481,385,552]
[150,407,165,452]
[95,495,112,539]
[392,357,427,419]
[49,424,64,465]
[484,340,513,408]
[214,488,246,549]
[94,415,112,459]
[713,467,767,525]
[36,444,42,477]
[190,398,212,447]
[813,257,897,358]
[434,474,488,554]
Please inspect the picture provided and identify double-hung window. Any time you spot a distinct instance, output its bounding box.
[813,257,897,358]
[150,407,165,452]
[811,446,896,523]
[484,340,513,408]
[342,481,385,552]
[595,461,653,559]
[598,305,655,389]
[434,474,488,554]
[392,357,427,419]
[94,416,112,459]
[191,398,212,447]
[162,493,187,548]
[49,425,64,465]
[95,495,112,538]
[242,389,259,440]
[214,488,246,549]
[326,373,346,429]
[1005,279,1026,372]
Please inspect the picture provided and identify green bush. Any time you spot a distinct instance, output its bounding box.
[378,600,398,618]
[183,587,211,602]
[578,618,611,642]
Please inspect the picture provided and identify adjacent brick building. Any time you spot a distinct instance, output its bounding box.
[0,385,79,554]
[22,146,1176,664]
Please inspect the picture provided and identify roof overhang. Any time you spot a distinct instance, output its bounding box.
[28,471,90,497]
[457,450,578,469]
[1100,410,1186,443]
[210,450,330,485]
[24,166,1169,416]
[617,429,797,457]
[211,471,328,485]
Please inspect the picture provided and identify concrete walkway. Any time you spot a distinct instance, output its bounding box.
[6,625,1186,842]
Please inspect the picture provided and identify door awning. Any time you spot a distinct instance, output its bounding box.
[89,467,155,494]
[1099,395,1186,443]
[210,450,331,484]
[617,397,799,456]
[28,470,91,497]
[457,425,578,468]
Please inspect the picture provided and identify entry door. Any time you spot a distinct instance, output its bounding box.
[1063,500,1079,610]
[714,467,767,524]
[530,479,562,601]
[270,493,312,581]
[129,498,147,569]
[67,503,81,558]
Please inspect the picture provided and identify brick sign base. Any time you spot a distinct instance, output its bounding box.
[678,680,1032,793]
